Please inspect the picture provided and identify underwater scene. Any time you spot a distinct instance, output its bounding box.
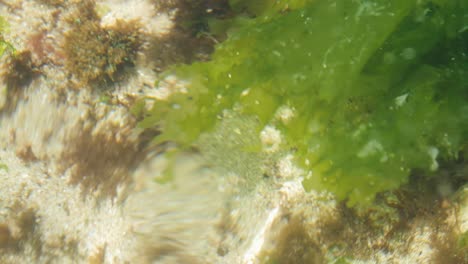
[0,0,467,263]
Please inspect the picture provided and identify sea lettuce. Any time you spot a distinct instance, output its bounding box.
[141,0,468,205]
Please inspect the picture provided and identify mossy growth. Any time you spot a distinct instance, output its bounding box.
[140,0,468,205]
[260,217,325,264]
[36,0,63,7]
[64,1,142,85]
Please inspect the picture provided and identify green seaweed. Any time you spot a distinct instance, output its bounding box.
[141,0,468,205]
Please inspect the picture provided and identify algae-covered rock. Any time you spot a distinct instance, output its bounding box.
[63,1,142,85]
[141,0,467,205]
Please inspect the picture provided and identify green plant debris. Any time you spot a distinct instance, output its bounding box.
[329,257,353,264]
[0,16,6,32]
[0,16,15,57]
[0,40,14,57]
[64,2,142,85]
[458,231,468,250]
[154,150,177,184]
[98,94,111,104]
[0,163,8,172]
[141,0,468,205]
